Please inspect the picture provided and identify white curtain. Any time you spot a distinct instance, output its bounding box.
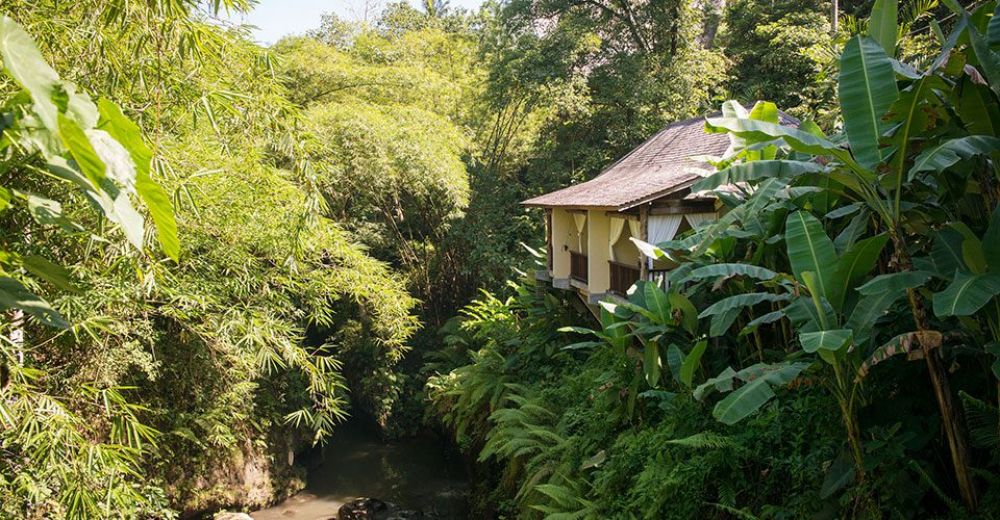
[685,212,716,230]
[627,218,641,240]
[573,213,587,251]
[608,217,626,261]
[627,218,641,265]
[645,215,683,268]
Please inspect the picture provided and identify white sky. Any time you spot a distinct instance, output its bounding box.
[223,0,485,45]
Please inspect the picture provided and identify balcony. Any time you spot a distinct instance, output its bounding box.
[609,260,640,295]
[647,268,670,289]
[570,251,588,283]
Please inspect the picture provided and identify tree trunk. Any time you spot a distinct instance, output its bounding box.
[831,0,839,34]
[893,232,978,511]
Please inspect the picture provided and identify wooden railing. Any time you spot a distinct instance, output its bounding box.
[648,268,670,289]
[609,260,640,295]
[570,251,588,283]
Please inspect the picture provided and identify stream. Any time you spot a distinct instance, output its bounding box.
[251,419,470,520]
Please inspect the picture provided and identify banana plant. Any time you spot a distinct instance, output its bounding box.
[696,1,1000,507]
[926,207,1000,406]
[559,281,702,420]
[678,209,927,487]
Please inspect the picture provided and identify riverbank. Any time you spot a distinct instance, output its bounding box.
[252,419,469,519]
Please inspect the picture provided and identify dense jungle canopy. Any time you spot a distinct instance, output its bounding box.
[0,0,999,518]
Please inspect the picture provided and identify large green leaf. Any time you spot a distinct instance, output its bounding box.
[0,276,67,328]
[956,80,998,138]
[713,378,775,425]
[709,308,741,337]
[908,136,1000,180]
[786,211,837,302]
[98,99,179,261]
[989,3,1000,47]
[644,343,661,387]
[668,292,699,334]
[680,340,708,388]
[0,16,61,135]
[58,114,106,188]
[857,270,932,295]
[830,233,889,310]
[848,278,921,344]
[952,222,987,274]
[968,24,1000,95]
[694,367,737,400]
[931,227,968,277]
[20,255,75,292]
[800,329,853,354]
[692,160,824,192]
[698,292,791,318]
[666,344,684,383]
[705,117,842,157]
[643,282,671,325]
[839,36,899,169]
[932,272,1000,317]
[599,306,630,351]
[686,263,780,282]
[984,207,1000,270]
[868,0,898,55]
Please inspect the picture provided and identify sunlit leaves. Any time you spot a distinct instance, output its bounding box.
[838,36,898,169]
[0,15,62,135]
[0,276,67,327]
[97,99,180,260]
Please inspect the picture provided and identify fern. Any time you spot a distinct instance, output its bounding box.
[665,432,736,450]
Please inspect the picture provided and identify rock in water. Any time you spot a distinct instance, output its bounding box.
[215,513,254,520]
[338,498,388,519]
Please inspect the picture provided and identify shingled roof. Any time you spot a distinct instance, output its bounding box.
[521,112,795,210]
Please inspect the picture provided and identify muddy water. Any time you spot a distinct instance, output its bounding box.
[252,420,469,520]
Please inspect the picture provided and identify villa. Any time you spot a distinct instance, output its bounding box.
[523,113,791,303]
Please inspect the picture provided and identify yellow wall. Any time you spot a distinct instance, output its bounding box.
[587,209,611,295]
[550,208,573,280]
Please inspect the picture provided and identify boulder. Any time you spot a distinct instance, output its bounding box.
[214,513,254,520]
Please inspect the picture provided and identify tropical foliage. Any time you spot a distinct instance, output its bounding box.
[428,0,1000,518]
[3,0,998,517]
